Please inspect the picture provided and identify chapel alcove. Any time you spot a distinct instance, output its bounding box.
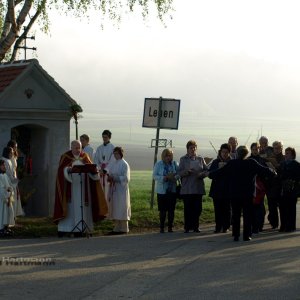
[12,124,49,216]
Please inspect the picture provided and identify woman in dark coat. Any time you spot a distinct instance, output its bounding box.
[209,143,232,233]
[248,142,268,233]
[278,147,300,232]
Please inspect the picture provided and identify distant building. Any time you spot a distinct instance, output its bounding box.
[0,59,80,216]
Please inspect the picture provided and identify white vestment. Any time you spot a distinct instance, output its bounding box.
[83,144,94,162]
[0,173,15,230]
[58,158,99,233]
[108,158,131,225]
[94,142,115,171]
[2,157,24,217]
[94,142,115,205]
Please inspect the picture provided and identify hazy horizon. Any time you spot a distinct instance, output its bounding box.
[71,110,300,170]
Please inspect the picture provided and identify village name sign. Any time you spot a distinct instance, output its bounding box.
[142,98,180,129]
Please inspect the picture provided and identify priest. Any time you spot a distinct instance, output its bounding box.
[53,140,108,236]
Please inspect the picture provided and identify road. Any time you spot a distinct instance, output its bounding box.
[0,205,299,300]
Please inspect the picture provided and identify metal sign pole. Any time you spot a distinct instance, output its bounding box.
[150,97,162,209]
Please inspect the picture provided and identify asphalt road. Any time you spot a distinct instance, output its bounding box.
[0,204,299,300]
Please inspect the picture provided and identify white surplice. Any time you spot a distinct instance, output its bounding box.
[82,144,94,162]
[108,158,131,222]
[1,157,24,217]
[94,142,116,206]
[0,173,15,230]
[58,157,99,233]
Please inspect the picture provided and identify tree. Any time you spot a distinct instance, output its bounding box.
[0,0,173,62]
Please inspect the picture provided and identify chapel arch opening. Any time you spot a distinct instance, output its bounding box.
[11,124,50,216]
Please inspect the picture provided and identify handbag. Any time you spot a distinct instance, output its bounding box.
[176,180,182,199]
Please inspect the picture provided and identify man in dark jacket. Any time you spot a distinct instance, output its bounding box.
[208,146,276,241]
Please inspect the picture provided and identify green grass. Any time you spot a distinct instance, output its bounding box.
[13,171,215,237]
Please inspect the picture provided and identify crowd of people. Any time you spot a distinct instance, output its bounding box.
[1,132,299,241]
[153,136,300,241]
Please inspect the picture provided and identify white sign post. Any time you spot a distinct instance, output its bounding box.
[143,97,181,208]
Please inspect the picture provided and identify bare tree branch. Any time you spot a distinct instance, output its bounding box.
[10,0,45,61]
[0,0,33,61]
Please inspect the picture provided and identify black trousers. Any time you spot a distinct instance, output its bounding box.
[157,193,177,229]
[279,195,297,231]
[231,197,253,239]
[267,195,280,228]
[252,201,266,233]
[213,197,231,231]
[182,194,203,231]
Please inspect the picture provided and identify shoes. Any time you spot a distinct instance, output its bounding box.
[160,229,165,233]
[233,236,239,241]
[193,229,201,233]
[106,231,120,235]
[58,231,64,238]
[285,229,295,233]
[73,232,82,238]
[222,229,229,233]
[243,237,252,241]
[184,229,189,233]
[3,230,13,237]
[168,228,173,233]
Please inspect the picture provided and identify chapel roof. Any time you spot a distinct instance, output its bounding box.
[0,61,27,92]
[0,59,77,107]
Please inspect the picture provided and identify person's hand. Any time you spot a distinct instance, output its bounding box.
[107,175,114,183]
[166,173,175,181]
[270,168,277,176]
[198,172,205,178]
[183,169,192,176]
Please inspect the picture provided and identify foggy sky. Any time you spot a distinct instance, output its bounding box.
[28,0,300,119]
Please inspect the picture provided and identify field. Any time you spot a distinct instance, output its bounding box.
[13,171,214,237]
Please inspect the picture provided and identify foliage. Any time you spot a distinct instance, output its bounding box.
[0,0,173,62]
